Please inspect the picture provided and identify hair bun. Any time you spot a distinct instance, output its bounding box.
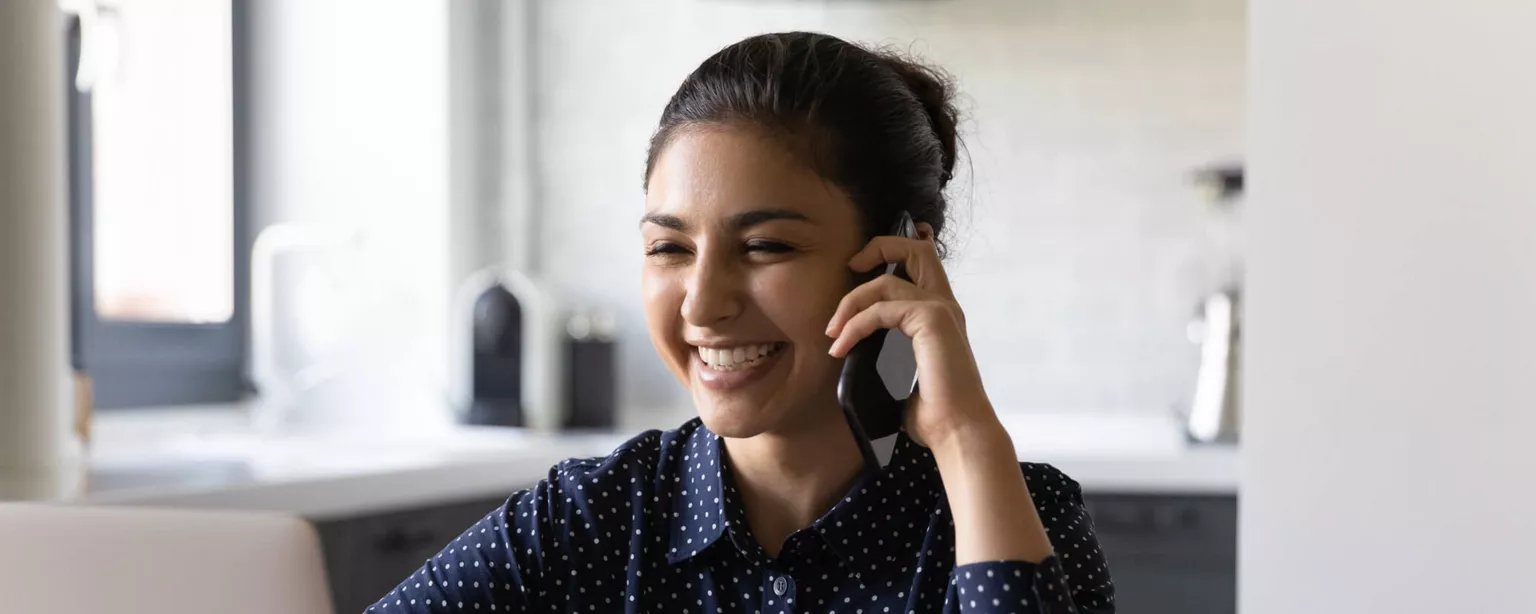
[877,54,959,184]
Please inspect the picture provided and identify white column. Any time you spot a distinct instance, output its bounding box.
[1245,1,1536,612]
[0,0,79,499]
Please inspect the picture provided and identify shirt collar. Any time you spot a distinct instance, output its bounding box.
[667,421,943,575]
[811,434,943,579]
[667,421,731,564]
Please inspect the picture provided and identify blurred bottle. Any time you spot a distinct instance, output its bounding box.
[564,310,617,430]
[1184,163,1244,445]
[1186,288,1241,444]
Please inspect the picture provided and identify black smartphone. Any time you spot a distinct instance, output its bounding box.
[837,211,921,475]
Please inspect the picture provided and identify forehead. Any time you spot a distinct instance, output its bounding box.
[644,127,855,227]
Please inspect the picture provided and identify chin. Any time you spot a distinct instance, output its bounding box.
[691,390,780,439]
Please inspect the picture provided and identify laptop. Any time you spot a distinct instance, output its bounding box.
[0,503,333,614]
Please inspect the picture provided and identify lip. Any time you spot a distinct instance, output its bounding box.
[686,340,784,349]
[692,343,787,391]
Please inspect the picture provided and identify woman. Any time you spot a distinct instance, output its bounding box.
[371,32,1114,613]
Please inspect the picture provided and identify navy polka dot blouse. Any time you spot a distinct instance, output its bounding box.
[368,419,1115,613]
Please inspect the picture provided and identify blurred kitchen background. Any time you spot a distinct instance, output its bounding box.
[4,1,1248,613]
[13,0,1536,612]
[23,2,1250,441]
[231,0,1249,427]
[18,0,1456,610]
[77,0,1253,426]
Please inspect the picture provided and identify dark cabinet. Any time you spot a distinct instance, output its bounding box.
[314,496,508,614]
[1083,494,1238,614]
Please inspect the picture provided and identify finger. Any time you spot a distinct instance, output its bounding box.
[825,273,929,338]
[915,222,937,242]
[847,235,953,297]
[846,235,927,274]
[828,300,934,358]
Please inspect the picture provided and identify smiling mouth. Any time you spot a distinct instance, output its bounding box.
[695,342,787,371]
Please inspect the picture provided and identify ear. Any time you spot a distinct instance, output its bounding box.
[915,222,936,242]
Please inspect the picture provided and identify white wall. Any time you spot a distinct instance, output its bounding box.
[449,0,507,278]
[247,1,454,425]
[528,0,1247,414]
[1244,1,1536,612]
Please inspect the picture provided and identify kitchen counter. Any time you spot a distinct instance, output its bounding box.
[33,407,1236,520]
[996,411,1238,495]
[79,427,627,520]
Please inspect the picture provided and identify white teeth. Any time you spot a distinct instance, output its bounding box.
[697,343,779,370]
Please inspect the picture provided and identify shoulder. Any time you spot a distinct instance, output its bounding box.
[924,458,1085,508]
[1019,461,1085,503]
[517,419,702,507]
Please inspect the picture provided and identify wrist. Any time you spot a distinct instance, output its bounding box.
[928,415,1014,467]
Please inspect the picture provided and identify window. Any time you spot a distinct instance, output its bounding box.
[66,0,250,409]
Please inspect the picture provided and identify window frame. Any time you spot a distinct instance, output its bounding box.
[65,1,253,409]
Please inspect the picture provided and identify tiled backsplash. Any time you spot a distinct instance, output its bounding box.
[525,0,1246,415]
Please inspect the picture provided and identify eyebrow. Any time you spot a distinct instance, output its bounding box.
[639,208,812,231]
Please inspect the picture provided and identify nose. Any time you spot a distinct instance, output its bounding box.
[681,249,745,327]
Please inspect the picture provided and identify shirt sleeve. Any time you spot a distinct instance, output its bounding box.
[943,464,1116,614]
[364,478,560,613]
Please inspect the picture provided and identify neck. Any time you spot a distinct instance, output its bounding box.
[721,406,864,558]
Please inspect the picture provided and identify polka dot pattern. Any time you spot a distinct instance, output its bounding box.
[367,419,1115,613]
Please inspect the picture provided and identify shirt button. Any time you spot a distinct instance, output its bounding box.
[773,576,788,596]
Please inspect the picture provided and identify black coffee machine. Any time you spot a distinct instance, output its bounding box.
[467,283,524,426]
[454,268,612,430]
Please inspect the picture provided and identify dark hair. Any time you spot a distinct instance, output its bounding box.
[644,32,961,256]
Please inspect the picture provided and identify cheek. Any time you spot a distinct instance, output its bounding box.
[641,271,686,351]
[752,262,848,344]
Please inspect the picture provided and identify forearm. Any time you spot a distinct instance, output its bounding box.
[931,417,1054,565]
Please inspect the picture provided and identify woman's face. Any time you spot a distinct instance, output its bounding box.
[642,126,864,439]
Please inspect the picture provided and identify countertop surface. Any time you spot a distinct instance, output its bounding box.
[33,407,1237,520]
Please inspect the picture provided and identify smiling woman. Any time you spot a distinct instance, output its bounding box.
[371,32,1114,614]
[640,127,863,441]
